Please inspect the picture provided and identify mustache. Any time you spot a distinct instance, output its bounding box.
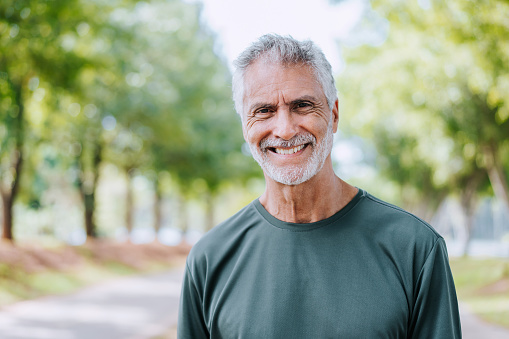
[259,133,316,149]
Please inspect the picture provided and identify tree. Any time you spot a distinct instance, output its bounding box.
[101,0,260,236]
[0,0,92,240]
[1,0,261,243]
[338,0,509,251]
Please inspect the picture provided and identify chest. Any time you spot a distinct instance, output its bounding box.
[206,239,410,339]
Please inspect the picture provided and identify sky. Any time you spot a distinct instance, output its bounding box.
[191,0,366,72]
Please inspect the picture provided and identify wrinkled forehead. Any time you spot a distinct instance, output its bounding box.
[246,60,308,88]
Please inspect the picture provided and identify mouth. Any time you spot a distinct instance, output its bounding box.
[267,143,308,155]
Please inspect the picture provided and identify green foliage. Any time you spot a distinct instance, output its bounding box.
[97,0,259,196]
[339,0,509,213]
[1,0,260,240]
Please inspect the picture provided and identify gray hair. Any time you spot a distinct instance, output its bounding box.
[232,34,338,118]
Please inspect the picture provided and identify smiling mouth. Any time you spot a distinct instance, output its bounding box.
[268,144,308,155]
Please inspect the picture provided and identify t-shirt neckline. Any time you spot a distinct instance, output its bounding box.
[253,188,365,231]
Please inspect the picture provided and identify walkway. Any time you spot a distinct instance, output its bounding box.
[0,267,184,339]
[460,302,509,339]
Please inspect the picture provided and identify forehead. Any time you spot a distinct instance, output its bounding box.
[243,59,323,104]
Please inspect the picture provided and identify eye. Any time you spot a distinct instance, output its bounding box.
[294,101,313,111]
[254,107,273,116]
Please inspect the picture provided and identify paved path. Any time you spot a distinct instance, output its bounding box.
[0,267,184,339]
[460,302,509,339]
[1,266,509,338]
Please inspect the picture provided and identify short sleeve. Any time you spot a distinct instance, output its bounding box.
[409,238,462,338]
[178,263,209,339]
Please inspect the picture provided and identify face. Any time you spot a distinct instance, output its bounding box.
[242,59,339,186]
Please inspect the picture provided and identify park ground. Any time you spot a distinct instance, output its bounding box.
[0,241,508,337]
[450,257,509,328]
[0,240,191,307]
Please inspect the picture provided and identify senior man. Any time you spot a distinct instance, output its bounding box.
[178,34,461,338]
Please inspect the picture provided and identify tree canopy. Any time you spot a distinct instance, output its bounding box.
[0,0,260,241]
[338,0,509,219]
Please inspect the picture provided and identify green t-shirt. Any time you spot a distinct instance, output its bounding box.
[178,189,461,338]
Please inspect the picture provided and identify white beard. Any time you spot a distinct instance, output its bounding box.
[248,120,334,186]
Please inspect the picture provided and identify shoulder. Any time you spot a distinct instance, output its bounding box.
[354,190,450,286]
[358,190,442,240]
[352,190,444,266]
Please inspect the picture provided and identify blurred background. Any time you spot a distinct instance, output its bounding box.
[1,0,508,334]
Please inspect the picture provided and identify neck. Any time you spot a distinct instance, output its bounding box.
[259,160,358,223]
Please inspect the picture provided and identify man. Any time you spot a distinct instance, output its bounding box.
[178,34,461,338]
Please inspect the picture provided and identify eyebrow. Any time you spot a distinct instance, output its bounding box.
[248,95,320,113]
[289,95,319,106]
[248,102,277,113]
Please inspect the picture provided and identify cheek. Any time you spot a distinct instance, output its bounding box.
[244,121,268,144]
[242,125,248,141]
[241,123,255,144]
[242,120,256,142]
[301,117,327,135]
[245,128,260,145]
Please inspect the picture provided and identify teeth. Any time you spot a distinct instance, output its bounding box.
[274,144,305,155]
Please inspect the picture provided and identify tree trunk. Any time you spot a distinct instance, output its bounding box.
[459,172,483,256]
[460,203,475,257]
[77,143,101,239]
[153,177,162,239]
[1,150,22,241]
[177,194,188,235]
[0,190,13,241]
[205,192,215,231]
[482,144,509,264]
[125,169,134,239]
[83,192,96,237]
[1,82,24,242]
[483,143,509,210]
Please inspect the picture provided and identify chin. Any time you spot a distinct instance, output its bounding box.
[265,164,319,186]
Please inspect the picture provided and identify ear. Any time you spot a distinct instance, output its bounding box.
[332,99,339,133]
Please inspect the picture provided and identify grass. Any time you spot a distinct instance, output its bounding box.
[0,240,190,307]
[0,265,122,305]
[450,257,509,328]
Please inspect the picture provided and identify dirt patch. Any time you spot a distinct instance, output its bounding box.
[0,242,83,273]
[477,278,509,296]
[0,240,191,273]
[79,240,191,269]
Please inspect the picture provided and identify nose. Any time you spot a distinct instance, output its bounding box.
[272,109,298,140]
